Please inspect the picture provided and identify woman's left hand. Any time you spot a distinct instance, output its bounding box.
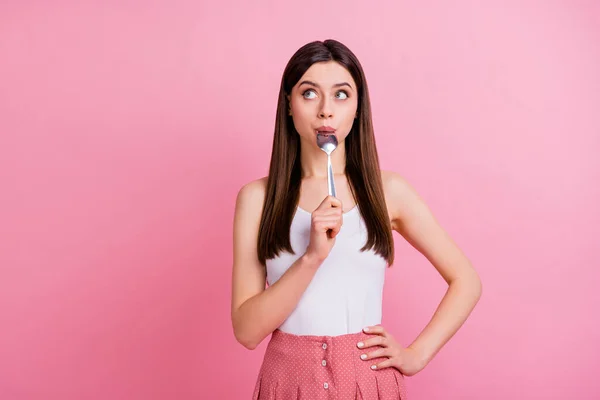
[357,325,427,377]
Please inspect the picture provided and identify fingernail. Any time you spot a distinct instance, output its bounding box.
[371,365,377,370]
[363,327,370,332]
[357,342,364,348]
[360,354,367,360]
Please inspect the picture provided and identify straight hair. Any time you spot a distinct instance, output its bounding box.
[257,39,395,267]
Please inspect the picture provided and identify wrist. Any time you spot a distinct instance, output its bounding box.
[301,251,324,268]
[408,342,432,367]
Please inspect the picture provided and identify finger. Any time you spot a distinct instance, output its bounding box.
[312,216,343,228]
[359,347,388,361]
[315,224,344,237]
[313,216,343,227]
[363,325,388,337]
[314,221,341,234]
[370,358,395,371]
[314,208,343,217]
[357,336,387,349]
[330,216,345,235]
[313,215,342,222]
[329,225,341,238]
[326,195,342,208]
[317,195,342,211]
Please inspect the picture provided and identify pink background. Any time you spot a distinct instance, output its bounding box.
[1,1,599,399]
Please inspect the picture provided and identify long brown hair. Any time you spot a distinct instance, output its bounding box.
[257,39,395,266]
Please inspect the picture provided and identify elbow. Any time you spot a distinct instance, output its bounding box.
[469,272,483,303]
[241,340,259,351]
[451,269,483,301]
[471,270,483,298]
[234,328,259,350]
[232,318,260,350]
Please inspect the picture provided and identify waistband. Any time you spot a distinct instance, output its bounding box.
[270,326,381,348]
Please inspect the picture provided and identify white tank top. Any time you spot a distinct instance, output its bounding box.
[266,205,388,336]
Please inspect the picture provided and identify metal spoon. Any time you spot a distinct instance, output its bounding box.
[316,133,338,197]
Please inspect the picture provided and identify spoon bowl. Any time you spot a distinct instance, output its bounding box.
[316,133,338,155]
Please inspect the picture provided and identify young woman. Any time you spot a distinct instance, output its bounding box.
[231,39,482,399]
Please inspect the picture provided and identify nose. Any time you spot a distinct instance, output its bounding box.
[319,97,333,119]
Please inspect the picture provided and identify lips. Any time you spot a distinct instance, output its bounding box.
[315,126,336,133]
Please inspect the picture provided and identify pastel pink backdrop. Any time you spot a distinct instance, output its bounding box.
[1,1,598,399]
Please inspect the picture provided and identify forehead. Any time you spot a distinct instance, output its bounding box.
[297,61,356,89]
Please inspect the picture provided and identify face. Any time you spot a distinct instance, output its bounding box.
[287,61,359,145]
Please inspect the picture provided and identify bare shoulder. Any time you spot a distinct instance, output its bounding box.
[380,170,424,230]
[236,176,268,214]
[381,170,413,198]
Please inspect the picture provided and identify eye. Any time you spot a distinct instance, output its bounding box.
[336,90,349,100]
[302,89,317,99]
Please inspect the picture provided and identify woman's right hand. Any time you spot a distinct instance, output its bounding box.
[305,196,344,263]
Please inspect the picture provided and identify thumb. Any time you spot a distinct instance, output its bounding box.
[329,226,340,238]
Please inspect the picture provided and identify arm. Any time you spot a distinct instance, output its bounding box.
[230,179,322,350]
[385,171,482,365]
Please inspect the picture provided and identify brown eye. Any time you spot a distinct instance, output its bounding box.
[336,91,349,99]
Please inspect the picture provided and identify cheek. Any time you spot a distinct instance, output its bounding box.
[342,106,358,125]
[289,104,312,133]
[291,102,313,121]
[339,99,357,117]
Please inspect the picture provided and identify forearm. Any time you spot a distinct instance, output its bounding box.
[232,252,322,349]
[408,271,482,364]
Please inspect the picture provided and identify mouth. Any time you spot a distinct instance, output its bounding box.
[315,126,336,134]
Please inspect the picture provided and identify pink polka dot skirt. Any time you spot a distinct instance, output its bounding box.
[252,329,407,399]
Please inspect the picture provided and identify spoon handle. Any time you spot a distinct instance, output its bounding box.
[327,154,336,197]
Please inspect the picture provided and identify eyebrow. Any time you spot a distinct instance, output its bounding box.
[298,80,353,90]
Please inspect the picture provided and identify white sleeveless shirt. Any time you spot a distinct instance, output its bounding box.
[266,205,388,336]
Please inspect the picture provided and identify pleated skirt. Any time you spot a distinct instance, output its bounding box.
[252,329,407,399]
